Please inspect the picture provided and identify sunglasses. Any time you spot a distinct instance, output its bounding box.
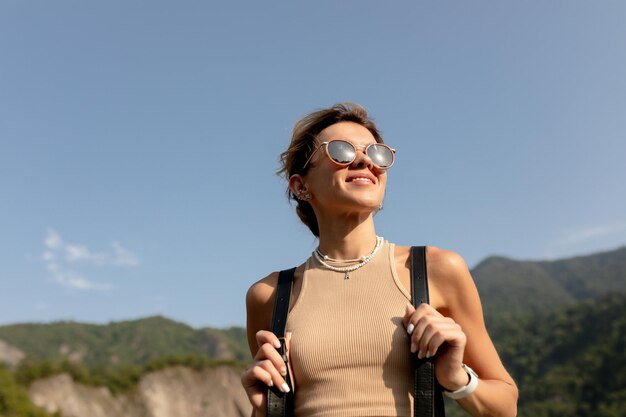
[302,139,396,170]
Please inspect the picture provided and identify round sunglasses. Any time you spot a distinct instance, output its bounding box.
[302,139,396,170]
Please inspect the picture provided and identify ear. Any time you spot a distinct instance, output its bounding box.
[288,174,308,197]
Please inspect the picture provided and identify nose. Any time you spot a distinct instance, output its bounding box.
[350,145,374,169]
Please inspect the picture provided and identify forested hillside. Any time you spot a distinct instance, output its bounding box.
[497,295,626,417]
[473,245,626,317]
[0,316,247,368]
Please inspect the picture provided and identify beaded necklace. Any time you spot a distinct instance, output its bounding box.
[313,236,384,279]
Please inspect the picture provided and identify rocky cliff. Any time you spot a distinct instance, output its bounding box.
[28,365,252,417]
[0,338,25,369]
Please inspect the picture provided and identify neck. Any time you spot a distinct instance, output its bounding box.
[316,212,379,260]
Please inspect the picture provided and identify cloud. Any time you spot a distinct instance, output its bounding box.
[44,229,63,250]
[65,244,108,264]
[41,229,140,291]
[52,270,112,291]
[111,241,140,266]
[44,259,111,290]
[552,221,626,246]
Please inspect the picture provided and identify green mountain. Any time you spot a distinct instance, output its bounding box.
[472,246,626,317]
[0,315,247,369]
[442,293,626,417]
[496,294,626,417]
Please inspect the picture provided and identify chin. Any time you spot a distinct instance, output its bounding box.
[351,199,382,212]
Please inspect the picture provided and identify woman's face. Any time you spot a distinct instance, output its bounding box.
[297,121,388,215]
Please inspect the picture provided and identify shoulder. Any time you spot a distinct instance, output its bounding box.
[245,265,304,331]
[246,271,281,321]
[245,271,280,355]
[393,245,474,307]
[395,244,470,281]
[425,246,481,315]
[426,246,470,281]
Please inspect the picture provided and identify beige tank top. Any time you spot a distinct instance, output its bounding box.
[286,240,414,417]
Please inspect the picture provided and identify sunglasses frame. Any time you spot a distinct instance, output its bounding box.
[302,139,396,171]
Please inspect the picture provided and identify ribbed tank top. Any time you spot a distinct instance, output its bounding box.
[286,240,414,417]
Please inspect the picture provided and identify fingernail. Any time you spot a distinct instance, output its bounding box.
[280,367,287,376]
[268,380,274,387]
[406,324,414,335]
[281,383,291,393]
[425,351,431,359]
[405,302,412,312]
[417,350,424,359]
[273,340,281,349]
[410,343,417,353]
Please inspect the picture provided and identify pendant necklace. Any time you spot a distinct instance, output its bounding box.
[313,236,384,279]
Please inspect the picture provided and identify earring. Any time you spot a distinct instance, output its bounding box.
[378,202,384,211]
[298,191,312,201]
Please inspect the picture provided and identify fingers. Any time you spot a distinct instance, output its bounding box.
[413,318,464,358]
[404,302,442,334]
[403,303,415,330]
[241,360,275,389]
[404,303,465,358]
[255,358,290,390]
[242,330,291,394]
[256,330,282,349]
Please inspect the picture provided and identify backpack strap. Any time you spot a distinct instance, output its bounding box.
[411,246,446,417]
[267,267,296,417]
[267,249,445,417]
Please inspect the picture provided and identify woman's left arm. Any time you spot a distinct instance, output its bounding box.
[403,248,518,417]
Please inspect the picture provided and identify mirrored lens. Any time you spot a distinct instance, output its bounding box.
[327,140,356,164]
[367,145,393,168]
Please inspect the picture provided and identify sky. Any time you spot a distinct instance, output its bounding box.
[1,1,625,329]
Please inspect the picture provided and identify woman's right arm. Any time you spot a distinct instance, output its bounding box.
[241,272,292,417]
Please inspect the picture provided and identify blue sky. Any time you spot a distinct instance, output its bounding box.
[1,1,625,328]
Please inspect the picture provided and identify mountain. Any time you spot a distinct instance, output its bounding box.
[496,294,626,417]
[443,293,626,417]
[0,315,248,369]
[471,246,626,317]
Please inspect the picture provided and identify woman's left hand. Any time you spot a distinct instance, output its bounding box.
[403,303,470,391]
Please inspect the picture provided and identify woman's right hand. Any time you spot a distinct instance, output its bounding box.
[241,330,291,417]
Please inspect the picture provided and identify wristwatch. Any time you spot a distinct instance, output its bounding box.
[443,364,479,400]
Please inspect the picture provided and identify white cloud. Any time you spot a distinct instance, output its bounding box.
[552,221,626,246]
[49,269,112,291]
[41,229,140,291]
[111,241,140,266]
[44,229,63,249]
[65,244,108,264]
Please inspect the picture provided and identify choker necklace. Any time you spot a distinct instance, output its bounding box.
[313,236,384,280]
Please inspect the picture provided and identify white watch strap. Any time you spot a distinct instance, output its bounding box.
[443,364,479,400]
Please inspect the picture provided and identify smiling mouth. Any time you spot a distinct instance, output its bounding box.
[347,177,375,184]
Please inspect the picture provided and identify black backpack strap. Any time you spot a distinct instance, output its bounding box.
[411,246,445,417]
[267,267,296,417]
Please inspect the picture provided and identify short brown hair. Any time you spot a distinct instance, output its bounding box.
[278,102,384,237]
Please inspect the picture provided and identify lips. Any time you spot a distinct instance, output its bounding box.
[346,172,377,184]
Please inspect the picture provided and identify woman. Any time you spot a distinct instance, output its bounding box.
[241,103,518,417]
